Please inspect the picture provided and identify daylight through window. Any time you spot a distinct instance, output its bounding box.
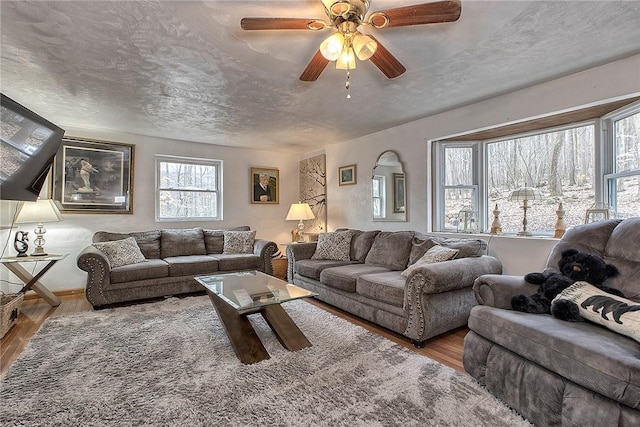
[156,155,222,221]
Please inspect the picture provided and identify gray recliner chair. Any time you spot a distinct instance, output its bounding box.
[463,217,640,426]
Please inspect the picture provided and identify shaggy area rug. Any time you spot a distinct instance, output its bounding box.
[1,295,530,426]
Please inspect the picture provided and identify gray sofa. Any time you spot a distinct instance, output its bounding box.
[77,226,278,308]
[464,218,640,426]
[287,229,502,346]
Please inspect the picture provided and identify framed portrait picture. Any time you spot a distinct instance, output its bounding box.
[250,167,279,204]
[393,173,406,213]
[338,164,356,186]
[52,137,134,213]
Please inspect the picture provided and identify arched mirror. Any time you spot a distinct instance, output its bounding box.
[372,150,406,222]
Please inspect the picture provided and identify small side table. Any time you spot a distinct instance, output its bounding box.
[0,254,67,307]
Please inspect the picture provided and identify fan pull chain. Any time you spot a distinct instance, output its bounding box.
[345,71,351,99]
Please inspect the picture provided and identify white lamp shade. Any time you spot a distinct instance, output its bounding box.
[509,187,543,202]
[15,199,63,224]
[320,32,345,61]
[285,203,315,221]
[352,33,377,60]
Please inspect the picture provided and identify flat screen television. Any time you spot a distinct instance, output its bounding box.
[0,93,65,201]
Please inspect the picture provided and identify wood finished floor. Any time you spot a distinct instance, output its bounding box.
[1,292,468,378]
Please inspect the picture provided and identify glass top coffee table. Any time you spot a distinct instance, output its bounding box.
[195,271,317,364]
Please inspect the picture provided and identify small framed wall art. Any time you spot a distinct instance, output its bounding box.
[52,137,134,213]
[251,167,279,204]
[338,164,357,186]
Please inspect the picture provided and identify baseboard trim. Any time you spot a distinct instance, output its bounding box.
[23,288,85,300]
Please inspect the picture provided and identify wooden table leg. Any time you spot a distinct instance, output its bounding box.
[206,293,270,364]
[261,304,311,351]
[4,262,61,307]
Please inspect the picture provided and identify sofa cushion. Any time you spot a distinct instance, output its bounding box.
[212,254,261,271]
[164,255,219,277]
[402,245,459,277]
[312,231,353,261]
[161,228,206,258]
[294,259,356,281]
[320,264,391,293]
[92,237,146,268]
[364,231,414,270]
[223,230,256,254]
[408,237,438,265]
[93,230,161,259]
[204,226,250,254]
[468,305,640,408]
[350,230,380,262]
[356,272,406,308]
[110,258,169,284]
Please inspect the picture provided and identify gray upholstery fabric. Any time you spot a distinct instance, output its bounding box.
[433,236,487,259]
[408,237,438,265]
[110,259,169,284]
[160,228,206,258]
[79,227,277,308]
[468,306,640,407]
[356,271,406,308]
[364,231,414,270]
[295,259,355,281]
[211,254,261,271]
[320,264,391,293]
[350,230,381,262]
[93,230,161,259]
[203,226,250,254]
[465,217,640,426]
[163,255,219,277]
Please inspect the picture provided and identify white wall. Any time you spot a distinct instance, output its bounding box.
[323,54,640,275]
[0,129,301,292]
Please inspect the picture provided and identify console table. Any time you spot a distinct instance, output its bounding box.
[0,254,67,307]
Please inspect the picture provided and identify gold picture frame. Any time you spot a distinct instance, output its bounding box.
[338,164,357,186]
[250,167,279,204]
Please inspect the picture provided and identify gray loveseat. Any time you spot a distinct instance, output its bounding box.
[287,229,502,346]
[77,226,278,308]
[464,218,640,426]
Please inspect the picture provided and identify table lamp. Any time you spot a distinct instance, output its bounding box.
[509,187,543,236]
[285,202,315,242]
[15,198,63,256]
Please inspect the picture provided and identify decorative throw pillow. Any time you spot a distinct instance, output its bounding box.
[160,228,206,258]
[311,231,353,261]
[364,231,414,270]
[552,281,640,343]
[223,230,257,254]
[408,237,438,265]
[93,237,146,268]
[401,245,459,277]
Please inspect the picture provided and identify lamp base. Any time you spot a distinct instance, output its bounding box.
[31,246,48,256]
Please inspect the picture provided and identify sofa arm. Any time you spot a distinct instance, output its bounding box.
[77,245,112,307]
[253,239,278,275]
[286,242,317,283]
[403,255,502,343]
[473,274,539,309]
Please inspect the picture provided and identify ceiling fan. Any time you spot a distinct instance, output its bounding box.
[241,0,462,83]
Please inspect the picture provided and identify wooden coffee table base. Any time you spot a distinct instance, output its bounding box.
[207,293,312,364]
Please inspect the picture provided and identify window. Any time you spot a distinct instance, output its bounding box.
[433,100,640,235]
[156,155,222,221]
[604,106,640,219]
[372,175,385,219]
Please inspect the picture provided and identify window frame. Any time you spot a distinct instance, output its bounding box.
[155,154,223,222]
[429,101,640,236]
[372,174,385,219]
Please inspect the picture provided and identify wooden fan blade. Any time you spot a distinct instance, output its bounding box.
[372,0,462,28]
[300,50,330,82]
[241,17,319,31]
[369,38,406,79]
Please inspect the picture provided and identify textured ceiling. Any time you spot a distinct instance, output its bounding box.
[1,1,640,152]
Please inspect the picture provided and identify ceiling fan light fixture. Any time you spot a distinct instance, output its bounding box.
[352,33,377,60]
[336,44,356,70]
[320,32,345,61]
[368,12,390,29]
